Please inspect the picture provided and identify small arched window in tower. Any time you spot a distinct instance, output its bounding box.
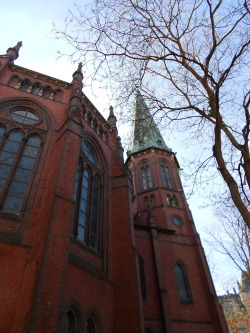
[20,80,30,91]
[150,194,156,208]
[74,141,102,250]
[160,161,173,188]
[31,84,41,95]
[140,161,153,190]
[43,87,51,98]
[174,264,192,304]
[172,195,179,208]
[0,131,42,214]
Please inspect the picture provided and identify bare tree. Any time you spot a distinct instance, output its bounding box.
[205,200,250,281]
[54,0,250,227]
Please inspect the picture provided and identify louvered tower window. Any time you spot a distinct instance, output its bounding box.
[141,161,153,190]
[160,161,173,188]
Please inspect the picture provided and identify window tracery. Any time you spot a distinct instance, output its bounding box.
[0,127,42,215]
[74,140,102,250]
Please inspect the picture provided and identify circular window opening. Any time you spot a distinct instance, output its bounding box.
[82,141,98,163]
[172,216,183,227]
[10,108,40,125]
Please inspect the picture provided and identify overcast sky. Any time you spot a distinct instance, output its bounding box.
[0,0,241,293]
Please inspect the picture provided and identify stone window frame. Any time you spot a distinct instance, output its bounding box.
[174,261,193,304]
[0,123,43,217]
[73,140,103,251]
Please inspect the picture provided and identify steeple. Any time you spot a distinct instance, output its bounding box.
[128,91,171,154]
[6,41,22,63]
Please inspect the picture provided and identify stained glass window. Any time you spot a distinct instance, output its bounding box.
[82,141,97,163]
[74,141,102,250]
[0,134,41,214]
[10,109,39,125]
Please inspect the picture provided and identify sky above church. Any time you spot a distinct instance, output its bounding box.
[0,0,241,293]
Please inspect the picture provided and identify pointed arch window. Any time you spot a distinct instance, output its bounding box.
[85,314,100,333]
[61,311,75,333]
[73,141,102,250]
[0,129,42,215]
[141,161,153,190]
[160,161,173,188]
[60,305,81,333]
[174,263,192,304]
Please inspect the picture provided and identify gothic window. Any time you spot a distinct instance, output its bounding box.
[140,161,153,190]
[60,305,81,333]
[74,141,102,250]
[172,195,179,208]
[0,129,42,215]
[139,255,147,299]
[86,318,95,333]
[174,263,192,304]
[85,314,100,333]
[160,161,173,188]
[10,108,40,125]
[61,311,75,333]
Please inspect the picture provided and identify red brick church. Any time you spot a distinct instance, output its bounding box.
[0,42,228,333]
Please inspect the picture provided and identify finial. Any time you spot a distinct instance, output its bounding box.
[109,105,114,117]
[6,41,23,63]
[72,62,84,82]
[14,41,22,52]
[77,62,83,72]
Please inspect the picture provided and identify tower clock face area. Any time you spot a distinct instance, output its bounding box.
[172,216,183,227]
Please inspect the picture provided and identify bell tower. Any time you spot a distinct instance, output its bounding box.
[126,92,227,333]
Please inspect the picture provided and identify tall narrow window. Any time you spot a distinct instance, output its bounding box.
[74,140,102,250]
[174,264,192,304]
[141,161,153,190]
[160,163,173,188]
[0,130,41,214]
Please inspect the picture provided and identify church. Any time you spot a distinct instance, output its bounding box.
[0,42,228,333]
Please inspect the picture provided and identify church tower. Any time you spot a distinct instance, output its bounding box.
[126,92,228,333]
[0,43,227,333]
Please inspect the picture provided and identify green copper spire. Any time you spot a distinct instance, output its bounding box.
[128,92,171,154]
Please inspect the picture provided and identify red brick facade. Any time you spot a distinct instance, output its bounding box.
[0,43,227,332]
